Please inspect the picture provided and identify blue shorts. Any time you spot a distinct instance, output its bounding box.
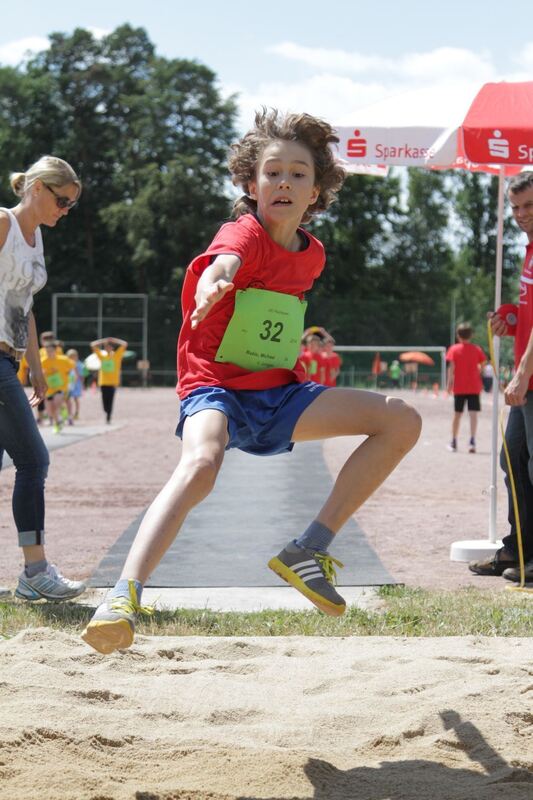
[176,382,328,456]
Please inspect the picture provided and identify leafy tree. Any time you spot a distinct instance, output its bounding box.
[448,171,522,343]
[0,25,238,329]
[307,171,403,342]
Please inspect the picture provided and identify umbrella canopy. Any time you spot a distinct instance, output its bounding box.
[399,351,435,366]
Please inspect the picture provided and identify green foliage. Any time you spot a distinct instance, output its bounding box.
[0,24,237,327]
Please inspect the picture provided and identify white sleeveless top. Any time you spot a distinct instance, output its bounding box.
[0,208,47,354]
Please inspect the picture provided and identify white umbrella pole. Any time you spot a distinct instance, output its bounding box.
[450,166,505,561]
[488,167,506,542]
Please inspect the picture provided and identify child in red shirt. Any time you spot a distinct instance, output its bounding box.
[446,323,486,453]
[82,109,421,654]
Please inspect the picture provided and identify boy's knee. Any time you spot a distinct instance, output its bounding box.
[184,455,221,496]
[386,397,422,444]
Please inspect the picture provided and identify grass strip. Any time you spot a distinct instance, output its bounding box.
[0,586,532,641]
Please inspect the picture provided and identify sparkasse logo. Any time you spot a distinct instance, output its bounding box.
[347,130,367,158]
[488,130,510,159]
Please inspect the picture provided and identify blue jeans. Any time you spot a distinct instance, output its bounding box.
[0,353,49,546]
[500,392,533,560]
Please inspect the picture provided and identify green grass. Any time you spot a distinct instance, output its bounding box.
[1,586,532,641]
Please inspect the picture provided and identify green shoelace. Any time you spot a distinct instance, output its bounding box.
[109,579,155,617]
[314,553,344,585]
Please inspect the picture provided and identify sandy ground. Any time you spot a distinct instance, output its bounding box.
[1,387,532,800]
[1,631,532,799]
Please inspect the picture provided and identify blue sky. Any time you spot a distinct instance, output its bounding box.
[2,0,533,129]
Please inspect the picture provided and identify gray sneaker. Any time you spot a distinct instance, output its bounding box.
[15,564,86,602]
[502,559,533,583]
[81,580,153,655]
[268,541,346,616]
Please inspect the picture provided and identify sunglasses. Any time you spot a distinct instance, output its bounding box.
[44,183,78,210]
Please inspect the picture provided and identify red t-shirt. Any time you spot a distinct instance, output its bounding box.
[299,348,320,380]
[177,214,326,399]
[323,351,342,387]
[446,342,486,395]
[514,241,533,390]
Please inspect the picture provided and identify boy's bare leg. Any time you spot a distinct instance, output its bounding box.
[291,388,421,532]
[452,411,462,441]
[468,410,478,440]
[119,409,228,584]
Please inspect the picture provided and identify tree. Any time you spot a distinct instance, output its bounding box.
[449,172,521,341]
[0,25,238,327]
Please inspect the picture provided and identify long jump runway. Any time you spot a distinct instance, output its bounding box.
[90,440,397,588]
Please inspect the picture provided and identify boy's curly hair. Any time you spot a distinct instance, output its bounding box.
[229,108,346,223]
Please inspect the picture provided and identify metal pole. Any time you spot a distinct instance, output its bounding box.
[52,293,58,336]
[142,294,148,388]
[450,291,456,345]
[488,166,505,543]
[97,295,103,339]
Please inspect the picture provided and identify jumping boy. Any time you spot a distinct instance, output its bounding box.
[82,109,421,654]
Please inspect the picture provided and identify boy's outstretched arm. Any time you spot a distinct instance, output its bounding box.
[191,254,241,329]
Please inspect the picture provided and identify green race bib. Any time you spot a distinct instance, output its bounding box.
[46,372,63,389]
[215,288,307,372]
[100,359,115,373]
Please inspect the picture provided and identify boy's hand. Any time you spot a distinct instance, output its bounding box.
[191,280,234,329]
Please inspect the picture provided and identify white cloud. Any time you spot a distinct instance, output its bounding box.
[514,42,533,70]
[399,47,494,82]
[226,42,520,132]
[267,42,388,74]
[268,42,495,83]
[0,36,49,66]
[86,27,111,41]
[230,75,390,132]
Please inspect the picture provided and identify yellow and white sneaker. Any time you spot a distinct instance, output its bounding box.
[268,541,346,616]
[81,580,153,654]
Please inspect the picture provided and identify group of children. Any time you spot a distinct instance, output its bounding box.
[17,331,84,432]
[299,326,342,387]
[17,332,128,429]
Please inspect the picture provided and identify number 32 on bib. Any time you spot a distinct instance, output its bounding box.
[215,288,307,372]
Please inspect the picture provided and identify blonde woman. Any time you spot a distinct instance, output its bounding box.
[0,155,86,600]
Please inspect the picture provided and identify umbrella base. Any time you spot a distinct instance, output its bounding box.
[450,538,503,562]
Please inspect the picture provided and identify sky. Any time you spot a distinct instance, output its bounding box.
[1,0,533,131]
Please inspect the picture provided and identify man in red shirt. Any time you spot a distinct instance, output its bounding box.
[446,323,486,453]
[470,171,533,580]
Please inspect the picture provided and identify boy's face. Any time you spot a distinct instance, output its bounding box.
[249,140,319,228]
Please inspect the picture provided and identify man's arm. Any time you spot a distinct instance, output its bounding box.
[504,327,533,406]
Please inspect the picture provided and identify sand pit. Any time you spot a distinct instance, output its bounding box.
[1,388,532,798]
[1,630,532,799]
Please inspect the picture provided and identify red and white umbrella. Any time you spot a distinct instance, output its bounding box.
[335,81,533,555]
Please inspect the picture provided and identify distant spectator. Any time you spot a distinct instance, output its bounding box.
[91,337,128,423]
[446,323,486,453]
